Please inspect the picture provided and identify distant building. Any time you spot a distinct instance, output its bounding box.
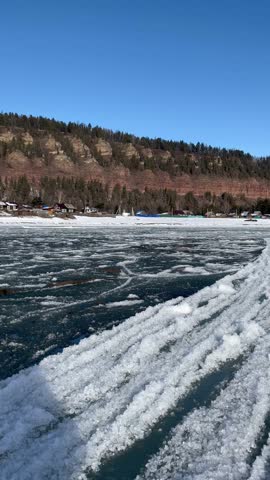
[122,210,130,217]
[173,209,185,216]
[64,204,76,213]
[19,204,33,211]
[0,201,6,210]
[42,205,54,214]
[6,202,18,211]
[83,206,98,214]
[183,210,194,216]
[251,211,262,218]
[54,203,76,214]
[205,211,215,217]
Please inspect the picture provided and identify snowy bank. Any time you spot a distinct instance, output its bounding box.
[1,214,270,228]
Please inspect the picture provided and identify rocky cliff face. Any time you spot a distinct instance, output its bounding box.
[0,125,270,199]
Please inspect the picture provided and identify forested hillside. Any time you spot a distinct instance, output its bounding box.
[1,112,270,213]
[1,112,270,177]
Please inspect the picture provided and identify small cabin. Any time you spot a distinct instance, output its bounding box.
[54,203,76,214]
[65,204,76,213]
[83,206,98,214]
[0,201,6,210]
[6,202,18,211]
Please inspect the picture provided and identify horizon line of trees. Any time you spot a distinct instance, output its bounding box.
[1,175,270,215]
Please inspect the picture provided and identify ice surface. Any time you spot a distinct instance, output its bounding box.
[1,239,270,478]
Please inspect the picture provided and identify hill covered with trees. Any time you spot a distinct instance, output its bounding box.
[1,112,270,213]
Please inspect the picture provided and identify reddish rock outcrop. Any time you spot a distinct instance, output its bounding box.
[1,126,270,199]
[94,138,112,159]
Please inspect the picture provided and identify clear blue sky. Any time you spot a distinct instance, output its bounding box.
[0,0,270,156]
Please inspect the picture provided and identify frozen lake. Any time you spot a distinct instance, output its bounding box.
[1,226,270,479]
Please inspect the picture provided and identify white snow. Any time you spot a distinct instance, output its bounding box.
[183,265,210,275]
[1,214,270,229]
[105,299,143,307]
[217,282,235,294]
[168,302,193,315]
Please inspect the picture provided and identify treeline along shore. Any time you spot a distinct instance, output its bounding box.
[2,175,270,215]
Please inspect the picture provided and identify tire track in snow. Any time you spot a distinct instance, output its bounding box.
[138,248,270,480]
[138,339,270,480]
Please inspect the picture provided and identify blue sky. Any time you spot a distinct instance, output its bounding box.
[0,0,270,156]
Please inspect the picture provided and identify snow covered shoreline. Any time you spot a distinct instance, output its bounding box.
[1,214,270,228]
